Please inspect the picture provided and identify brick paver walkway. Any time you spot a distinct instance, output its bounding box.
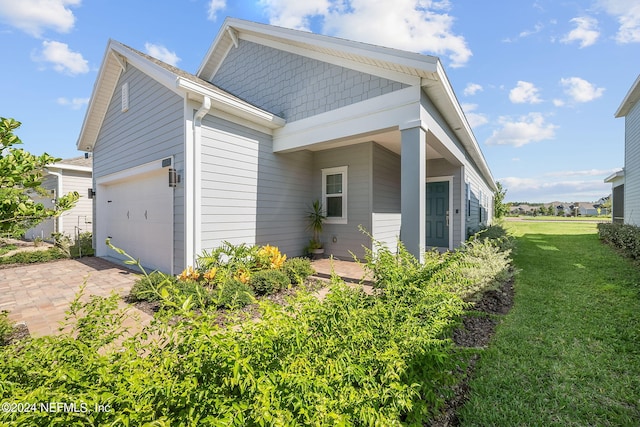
[0,257,149,337]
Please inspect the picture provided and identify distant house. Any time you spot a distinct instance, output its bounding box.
[77,18,496,274]
[25,156,93,241]
[607,74,640,224]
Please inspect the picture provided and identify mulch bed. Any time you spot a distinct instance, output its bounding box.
[2,323,31,346]
[430,278,516,426]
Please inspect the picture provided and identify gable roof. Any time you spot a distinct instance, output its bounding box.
[76,39,285,151]
[616,74,640,118]
[198,18,495,191]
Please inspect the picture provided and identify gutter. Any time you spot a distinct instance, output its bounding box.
[192,96,211,260]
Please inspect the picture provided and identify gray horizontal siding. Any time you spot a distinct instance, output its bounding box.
[59,170,93,237]
[212,40,408,122]
[93,64,185,272]
[200,115,313,257]
[371,213,401,254]
[625,102,640,225]
[372,144,401,214]
[313,142,372,260]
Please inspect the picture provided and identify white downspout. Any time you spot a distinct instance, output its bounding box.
[47,169,64,238]
[192,96,211,261]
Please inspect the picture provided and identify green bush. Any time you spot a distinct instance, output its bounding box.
[249,269,290,295]
[216,278,254,309]
[0,240,479,426]
[129,272,213,309]
[128,271,177,302]
[70,232,94,257]
[598,223,640,259]
[282,257,315,285]
[0,247,67,265]
[0,310,12,345]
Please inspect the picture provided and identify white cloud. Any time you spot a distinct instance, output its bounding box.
[552,98,565,107]
[544,168,619,177]
[461,103,488,128]
[463,83,483,96]
[509,81,542,104]
[561,16,600,48]
[519,22,544,38]
[0,0,80,37]
[597,0,640,43]
[486,113,558,147]
[144,43,180,67]
[33,40,88,75]
[56,96,88,110]
[560,77,604,103]
[207,0,226,21]
[259,0,472,67]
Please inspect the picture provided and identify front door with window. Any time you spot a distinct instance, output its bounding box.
[426,181,449,248]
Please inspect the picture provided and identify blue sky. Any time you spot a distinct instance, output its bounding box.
[1,0,639,203]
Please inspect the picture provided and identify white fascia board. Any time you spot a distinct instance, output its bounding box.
[109,42,183,96]
[76,41,119,151]
[423,63,497,192]
[49,164,92,173]
[273,86,420,152]
[227,18,439,75]
[238,33,422,87]
[615,74,640,118]
[176,77,285,129]
[604,169,625,183]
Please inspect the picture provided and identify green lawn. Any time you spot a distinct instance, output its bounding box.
[509,215,609,221]
[458,221,640,426]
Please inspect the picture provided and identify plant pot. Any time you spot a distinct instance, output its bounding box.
[311,248,324,260]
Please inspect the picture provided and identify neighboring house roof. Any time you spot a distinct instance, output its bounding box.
[47,156,92,173]
[198,18,496,192]
[616,74,640,118]
[76,40,285,152]
[605,169,625,182]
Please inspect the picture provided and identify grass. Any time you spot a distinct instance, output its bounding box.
[458,221,640,426]
[509,215,609,221]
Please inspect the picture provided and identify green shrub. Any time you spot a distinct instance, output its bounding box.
[128,271,177,302]
[598,223,640,259]
[129,272,212,308]
[249,269,290,295]
[216,279,254,309]
[0,310,12,344]
[282,257,315,285]
[0,247,67,265]
[70,232,94,257]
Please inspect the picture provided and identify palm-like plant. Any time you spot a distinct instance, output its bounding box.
[306,200,326,249]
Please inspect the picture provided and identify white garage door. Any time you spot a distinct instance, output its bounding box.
[101,169,173,273]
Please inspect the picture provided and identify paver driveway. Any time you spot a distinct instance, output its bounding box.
[0,257,150,337]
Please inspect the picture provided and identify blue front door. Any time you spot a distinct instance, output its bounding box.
[426,181,449,248]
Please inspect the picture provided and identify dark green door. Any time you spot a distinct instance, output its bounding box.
[426,181,449,248]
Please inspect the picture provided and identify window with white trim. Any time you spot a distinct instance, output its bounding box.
[322,166,348,224]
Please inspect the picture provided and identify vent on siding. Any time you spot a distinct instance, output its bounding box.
[121,82,129,112]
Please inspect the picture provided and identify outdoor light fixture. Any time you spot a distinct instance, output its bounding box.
[168,168,180,188]
[88,188,96,199]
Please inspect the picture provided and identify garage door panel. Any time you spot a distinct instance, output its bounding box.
[101,169,173,273]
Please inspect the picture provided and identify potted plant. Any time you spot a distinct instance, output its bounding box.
[306,199,326,259]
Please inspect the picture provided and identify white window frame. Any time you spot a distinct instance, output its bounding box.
[322,166,348,224]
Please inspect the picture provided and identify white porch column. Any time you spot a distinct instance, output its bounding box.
[400,125,427,261]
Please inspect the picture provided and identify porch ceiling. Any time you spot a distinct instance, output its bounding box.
[304,128,445,160]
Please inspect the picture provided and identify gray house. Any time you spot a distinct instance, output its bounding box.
[607,74,640,225]
[25,156,93,242]
[77,18,496,274]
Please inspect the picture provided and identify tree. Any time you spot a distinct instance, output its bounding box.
[0,117,79,237]
[493,181,509,219]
